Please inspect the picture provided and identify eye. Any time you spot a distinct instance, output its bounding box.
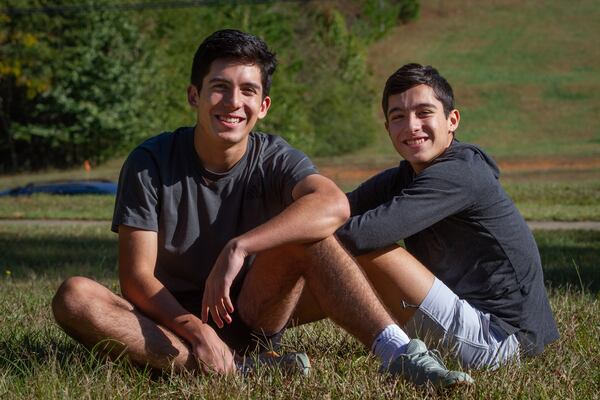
[211,83,228,91]
[241,86,258,96]
[389,113,404,121]
[418,109,434,117]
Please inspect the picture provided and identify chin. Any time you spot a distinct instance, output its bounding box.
[216,130,247,142]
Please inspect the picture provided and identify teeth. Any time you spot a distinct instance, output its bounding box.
[218,116,242,123]
[406,138,426,145]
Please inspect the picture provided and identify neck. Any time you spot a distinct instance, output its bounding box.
[409,162,426,175]
[193,128,248,173]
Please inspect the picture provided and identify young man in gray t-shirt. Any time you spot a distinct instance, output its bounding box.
[333,63,559,369]
[51,31,472,387]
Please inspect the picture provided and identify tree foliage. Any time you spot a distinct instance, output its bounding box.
[0,0,419,172]
[144,0,419,157]
[0,0,159,171]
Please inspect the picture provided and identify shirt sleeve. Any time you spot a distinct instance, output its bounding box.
[266,141,319,206]
[111,148,161,233]
[336,157,477,255]
[346,167,403,217]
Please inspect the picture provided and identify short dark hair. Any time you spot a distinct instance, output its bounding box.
[190,29,277,97]
[382,63,455,118]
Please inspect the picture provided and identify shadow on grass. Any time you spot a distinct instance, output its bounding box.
[0,231,117,280]
[0,334,87,376]
[0,228,597,294]
[0,335,162,387]
[535,230,600,294]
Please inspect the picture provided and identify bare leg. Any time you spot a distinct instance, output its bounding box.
[289,285,325,326]
[291,243,436,327]
[355,244,435,326]
[238,240,474,387]
[52,276,208,371]
[237,236,394,348]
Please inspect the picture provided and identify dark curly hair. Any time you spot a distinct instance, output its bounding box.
[190,29,277,97]
[382,63,455,118]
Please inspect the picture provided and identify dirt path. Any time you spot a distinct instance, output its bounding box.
[317,157,600,186]
[1,219,598,231]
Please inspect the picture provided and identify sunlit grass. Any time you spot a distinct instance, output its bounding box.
[368,0,600,161]
[2,179,598,222]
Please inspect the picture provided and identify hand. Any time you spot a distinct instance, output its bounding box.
[190,322,236,374]
[201,239,248,328]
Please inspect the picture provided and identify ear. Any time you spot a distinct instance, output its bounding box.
[187,85,198,107]
[384,119,389,134]
[447,109,460,134]
[257,95,272,119]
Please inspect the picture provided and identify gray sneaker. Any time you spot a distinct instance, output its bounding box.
[384,339,474,388]
[239,351,311,376]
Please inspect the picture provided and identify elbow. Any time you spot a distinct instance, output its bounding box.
[118,267,144,304]
[118,274,135,302]
[326,191,351,233]
[337,193,351,224]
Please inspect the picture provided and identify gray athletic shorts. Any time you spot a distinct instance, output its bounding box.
[403,278,520,370]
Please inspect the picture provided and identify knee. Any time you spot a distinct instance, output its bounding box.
[260,236,346,271]
[303,235,345,259]
[51,276,97,324]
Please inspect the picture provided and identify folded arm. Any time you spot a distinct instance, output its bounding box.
[237,173,350,252]
[118,226,234,373]
[338,160,476,255]
[202,173,350,326]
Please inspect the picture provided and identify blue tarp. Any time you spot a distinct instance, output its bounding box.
[0,180,118,196]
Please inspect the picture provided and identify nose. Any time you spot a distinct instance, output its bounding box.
[407,113,422,132]
[223,88,242,109]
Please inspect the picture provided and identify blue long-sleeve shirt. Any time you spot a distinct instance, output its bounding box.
[337,140,559,356]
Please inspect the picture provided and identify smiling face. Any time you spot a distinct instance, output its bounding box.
[385,84,460,174]
[188,59,271,153]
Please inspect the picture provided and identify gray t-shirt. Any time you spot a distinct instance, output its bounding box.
[112,127,318,295]
[336,140,559,356]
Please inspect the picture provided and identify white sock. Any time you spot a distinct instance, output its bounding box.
[371,324,410,369]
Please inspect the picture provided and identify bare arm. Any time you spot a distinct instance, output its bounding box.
[202,174,350,326]
[118,226,234,373]
[240,173,350,251]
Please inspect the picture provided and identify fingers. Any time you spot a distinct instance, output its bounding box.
[201,290,210,323]
[202,283,235,327]
[193,327,236,375]
[210,305,224,328]
[224,296,234,314]
[217,300,232,325]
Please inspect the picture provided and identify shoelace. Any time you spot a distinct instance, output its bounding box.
[410,348,448,372]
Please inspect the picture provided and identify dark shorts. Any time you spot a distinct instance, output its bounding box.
[173,291,284,355]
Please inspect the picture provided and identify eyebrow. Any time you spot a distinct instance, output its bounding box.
[388,102,438,114]
[208,77,262,91]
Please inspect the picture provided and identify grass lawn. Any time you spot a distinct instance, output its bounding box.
[1,178,599,222]
[1,1,598,397]
[504,181,600,221]
[0,224,598,399]
[0,195,116,221]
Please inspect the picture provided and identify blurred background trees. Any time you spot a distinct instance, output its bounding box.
[0,0,419,172]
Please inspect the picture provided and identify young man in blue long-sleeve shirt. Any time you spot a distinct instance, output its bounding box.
[301,63,558,369]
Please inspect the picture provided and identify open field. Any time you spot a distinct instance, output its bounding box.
[1,1,599,222]
[367,0,600,162]
[2,0,599,185]
[0,223,598,399]
[0,1,598,399]
[1,177,599,222]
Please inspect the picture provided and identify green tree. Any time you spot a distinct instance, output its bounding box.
[0,0,419,171]
[0,0,159,171]
[144,0,419,157]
